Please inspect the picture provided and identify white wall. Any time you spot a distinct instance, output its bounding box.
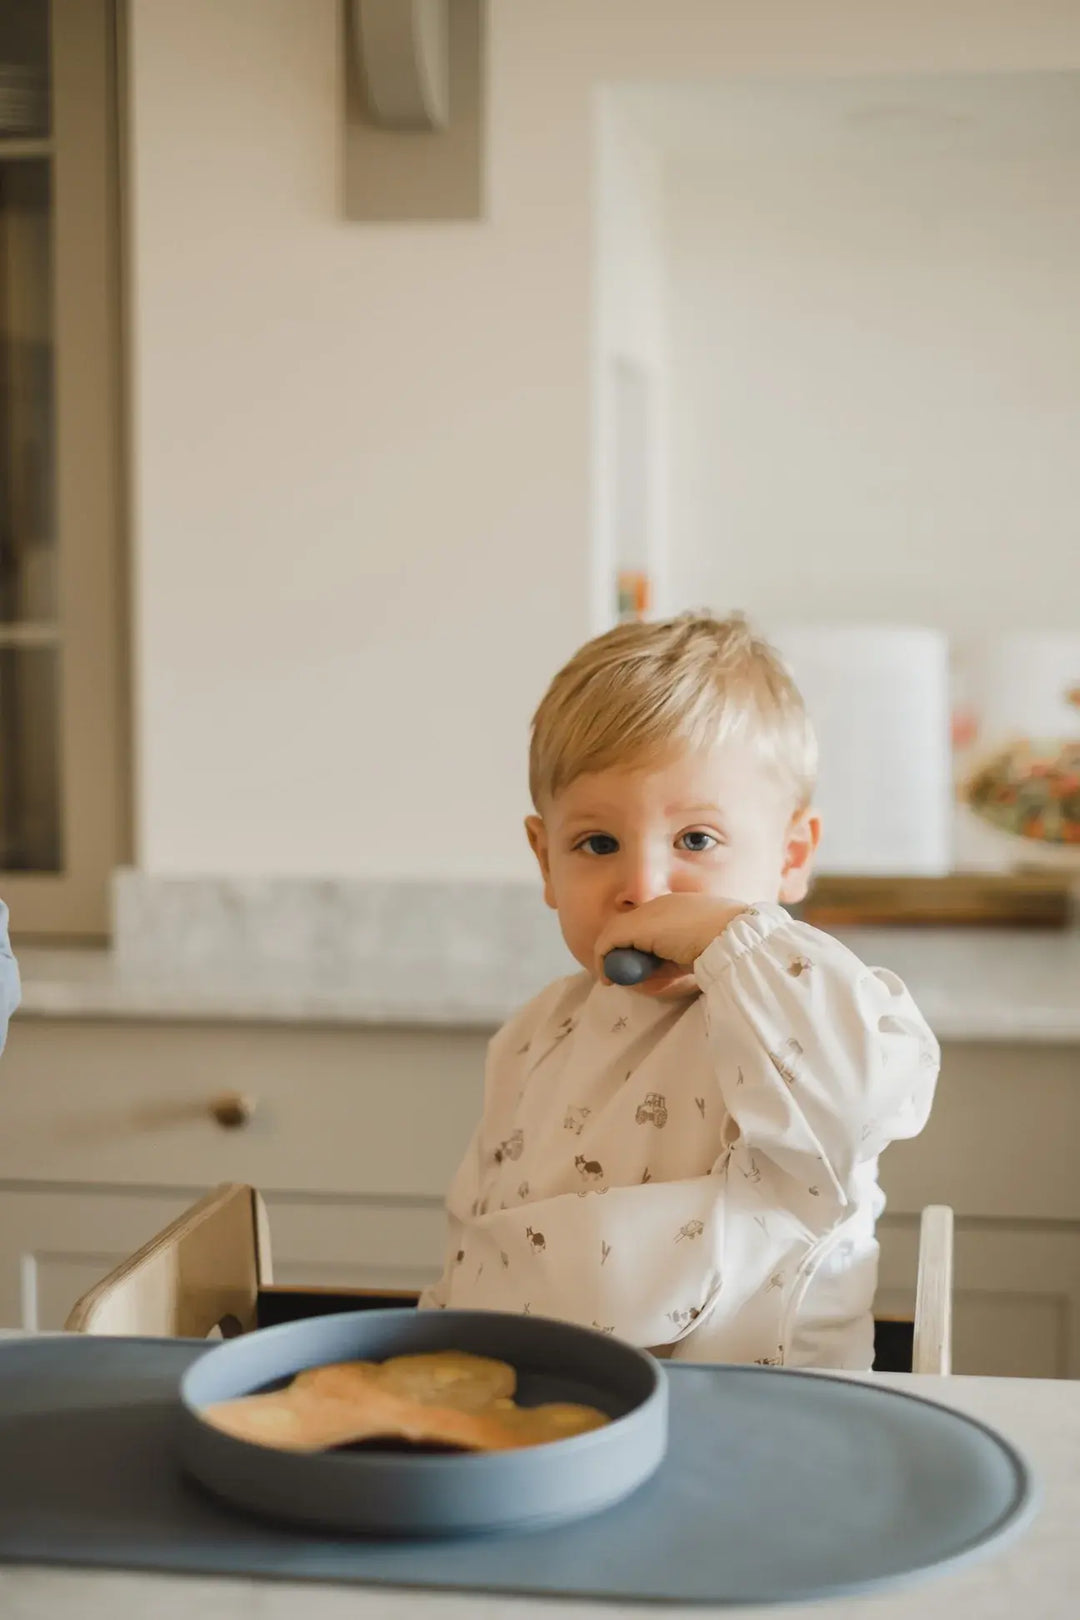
[662,79,1080,639]
[127,1,1080,878]
[128,0,595,880]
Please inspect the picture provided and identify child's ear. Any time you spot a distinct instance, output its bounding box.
[525,815,557,909]
[778,808,821,905]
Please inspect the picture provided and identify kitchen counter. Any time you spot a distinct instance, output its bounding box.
[13,945,523,1031]
[13,924,1080,1041]
[0,1370,1072,1618]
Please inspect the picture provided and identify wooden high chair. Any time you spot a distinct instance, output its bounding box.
[64,1183,955,1375]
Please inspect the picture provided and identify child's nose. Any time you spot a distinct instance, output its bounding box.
[614,857,670,910]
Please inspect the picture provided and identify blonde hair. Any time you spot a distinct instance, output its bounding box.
[529,612,817,810]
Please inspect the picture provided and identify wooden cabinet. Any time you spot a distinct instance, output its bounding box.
[1,1016,1077,1375]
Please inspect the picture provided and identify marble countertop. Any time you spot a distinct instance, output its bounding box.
[0,1370,1071,1618]
[13,947,524,1031]
[11,925,1080,1041]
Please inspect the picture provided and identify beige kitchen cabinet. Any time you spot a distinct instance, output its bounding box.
[258,1194,445,1294]
[878,1214,1080,1381]
[1,1015,1077,1375]
[0,1014,479,1329]
[0,1017,483,1199]
[876,1040,1080,1380]
[0,1185,447,1333]
[0,1186,190,1331]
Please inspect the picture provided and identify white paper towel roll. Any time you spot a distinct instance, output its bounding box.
[773,625,952,876]
[965,631,1080,744]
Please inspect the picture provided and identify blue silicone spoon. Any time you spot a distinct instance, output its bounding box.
[603,947,667,986]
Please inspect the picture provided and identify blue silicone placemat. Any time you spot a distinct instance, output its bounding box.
[0,1336,1036,1605]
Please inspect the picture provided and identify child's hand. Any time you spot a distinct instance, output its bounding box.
[594,895,747,991]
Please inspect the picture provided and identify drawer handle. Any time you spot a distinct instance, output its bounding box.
[208,1091,256,1129]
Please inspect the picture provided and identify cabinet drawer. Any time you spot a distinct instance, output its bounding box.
[0,1017,486,1199]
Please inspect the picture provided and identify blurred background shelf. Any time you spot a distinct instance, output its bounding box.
[799,873,1074,929]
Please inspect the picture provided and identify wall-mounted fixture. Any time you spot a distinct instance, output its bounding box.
[352,0,449,131]
[344,0,485,222]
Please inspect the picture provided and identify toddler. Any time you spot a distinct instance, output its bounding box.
[421,614,939,1369]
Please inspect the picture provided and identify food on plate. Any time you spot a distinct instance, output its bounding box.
[486,1397,610,1445]
[203,1349,608,1455]
[294,1349,515,1411]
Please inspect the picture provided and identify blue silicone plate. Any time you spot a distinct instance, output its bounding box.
[178,1308,667,1535]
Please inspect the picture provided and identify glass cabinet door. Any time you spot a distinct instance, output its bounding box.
[0,81,61,871]
[0,0,125,935]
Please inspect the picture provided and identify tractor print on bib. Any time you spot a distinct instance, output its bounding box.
[635,1093,668,1128]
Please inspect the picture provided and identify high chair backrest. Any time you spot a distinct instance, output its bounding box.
[66,1184,954,1373]
[911,1204,954,1375]
[64,1183,273,1337]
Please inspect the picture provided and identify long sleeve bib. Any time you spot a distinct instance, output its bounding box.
[422,905,938,1370]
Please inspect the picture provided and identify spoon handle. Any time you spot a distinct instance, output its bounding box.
[603,947,667,986]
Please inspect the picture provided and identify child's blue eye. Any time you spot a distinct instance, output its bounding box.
[578,834,619,856]
[677,831,718,853]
